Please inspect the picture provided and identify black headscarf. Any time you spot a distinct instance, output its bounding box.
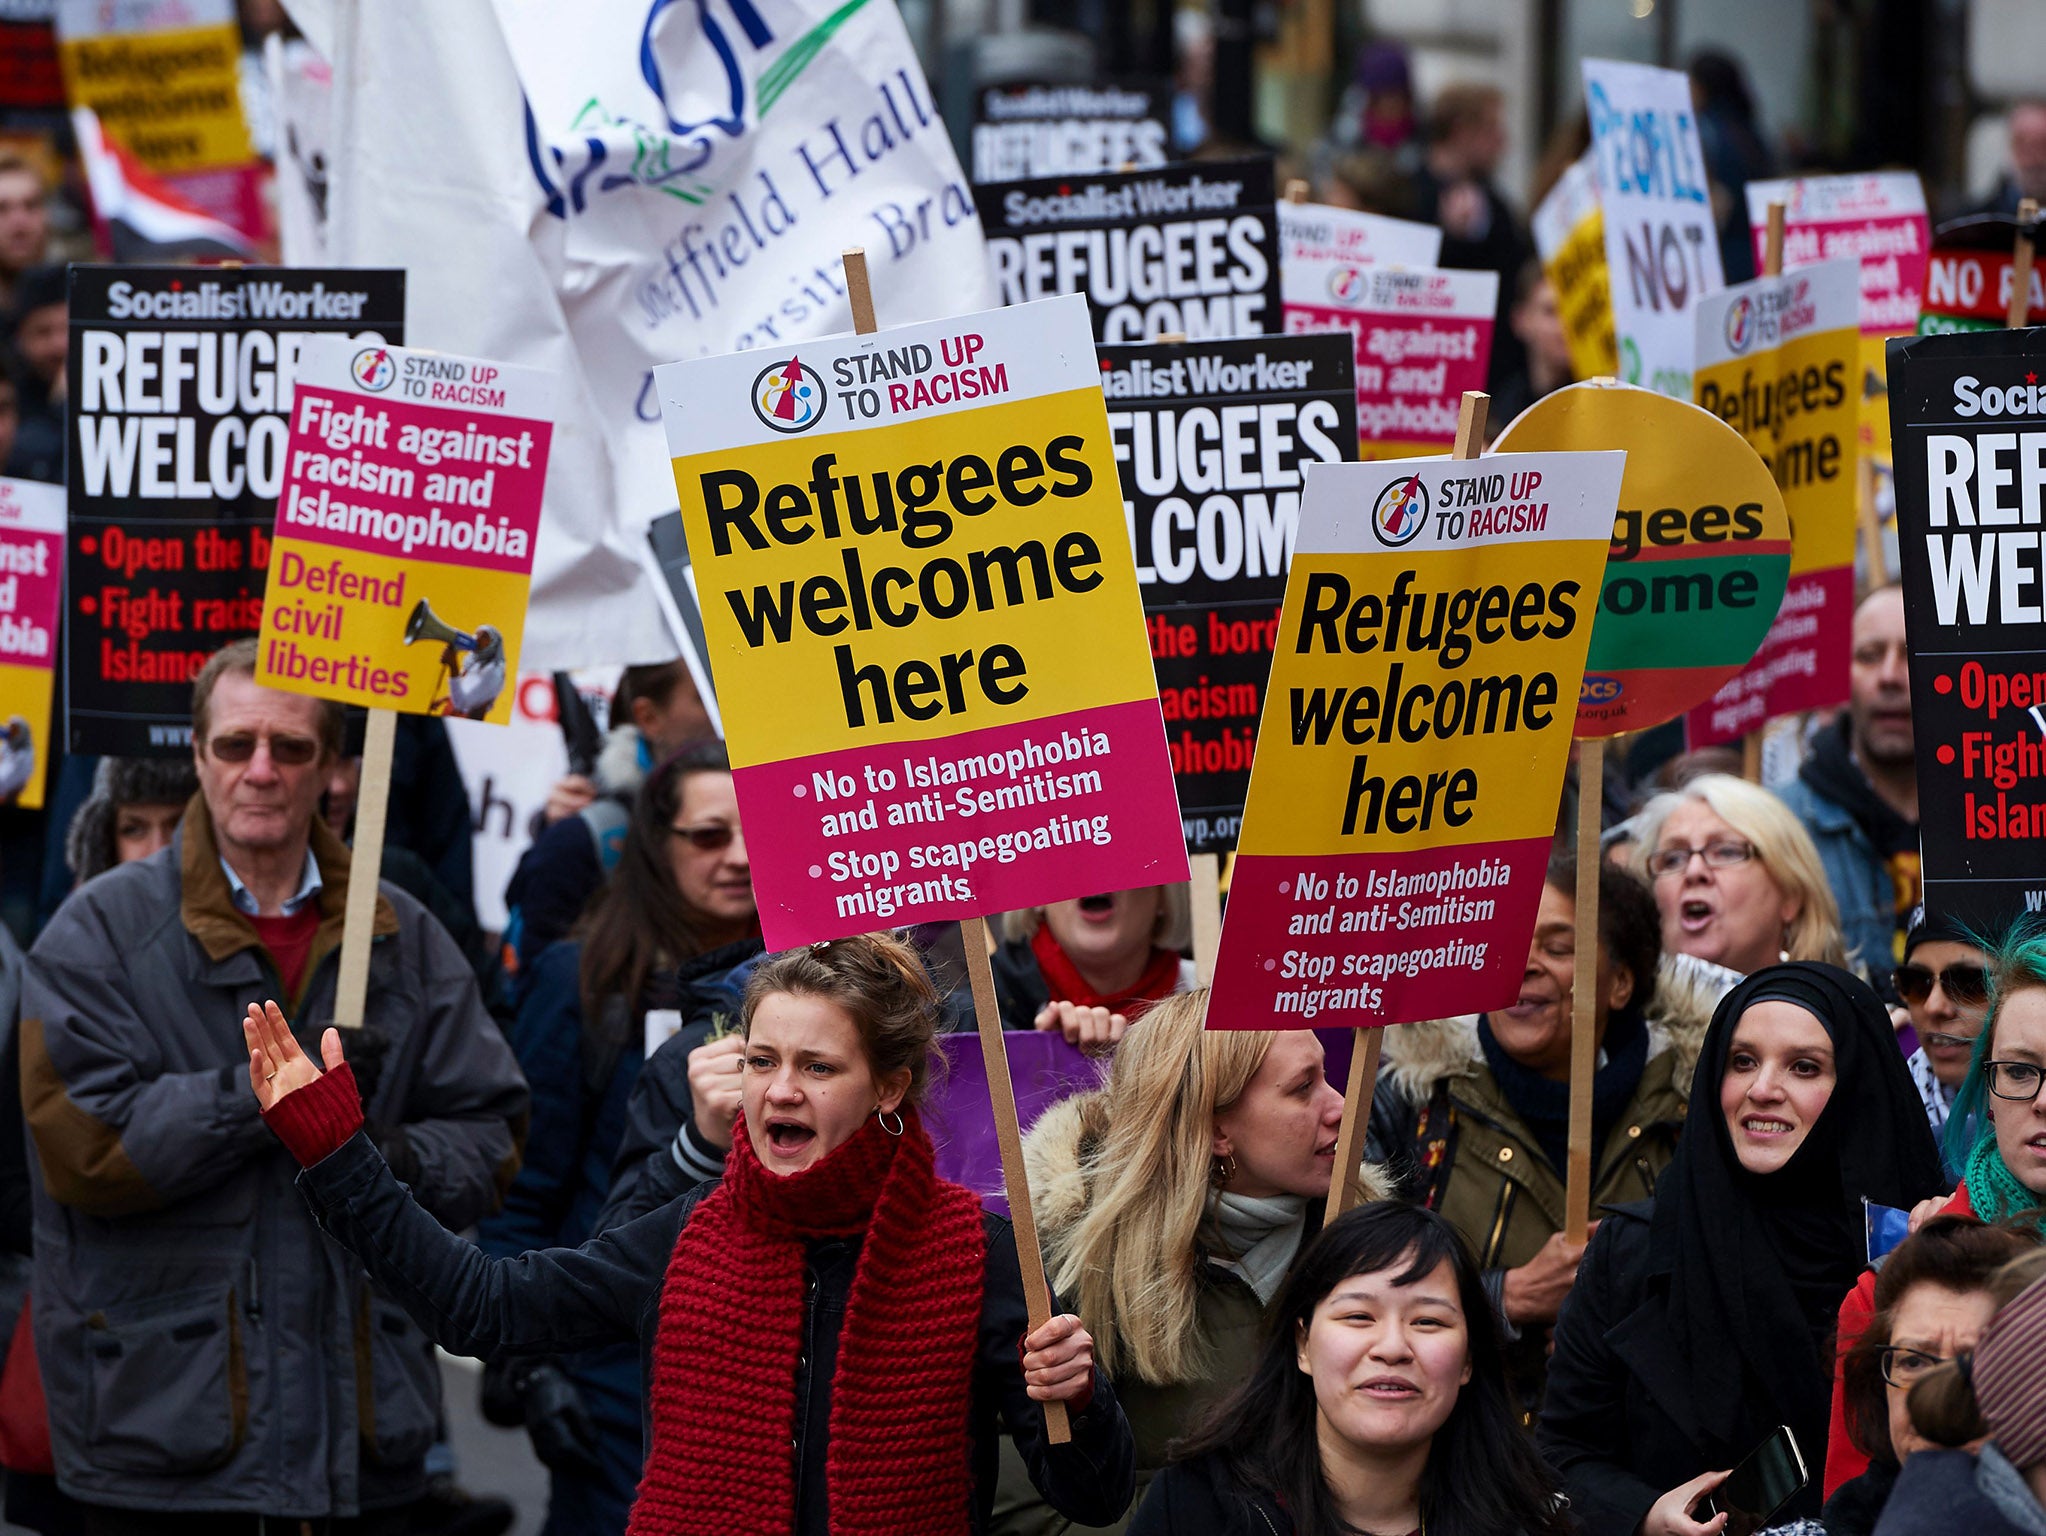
[1646,963,1946,1464]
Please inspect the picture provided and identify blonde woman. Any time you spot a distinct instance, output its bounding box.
[1629,772,1853,977]
[991,885,1196,1048]
[992,988,1386,1534]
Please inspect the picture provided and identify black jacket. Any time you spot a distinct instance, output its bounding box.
[1540,1199,1824,1536]
[1128,1454,1291,1536]
[1871,1449,2041,1536]
[299,1131,1136,1534]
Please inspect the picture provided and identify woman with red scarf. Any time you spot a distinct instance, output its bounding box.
[992,888,1194,1051]
[243,934,1135,1536]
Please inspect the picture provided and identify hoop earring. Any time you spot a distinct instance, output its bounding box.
[877,1109,905,1137]
[1210,1152,1237,1189]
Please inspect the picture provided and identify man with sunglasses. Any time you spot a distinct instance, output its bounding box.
[1894,908,1994,1143]
[16,639,528,1533]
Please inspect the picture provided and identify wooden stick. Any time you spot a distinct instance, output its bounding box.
[334,707,396,1029]
[1189,852,1223,985]
[843,246,876,334]
[1858,448,1887,588]
[1564,736,1605,1242]
[1284,177,1310,204]
[1742,729,1763,783]
[2011,200,2041,329]
[961,916,1070,1444]
[1763,199,1786,278]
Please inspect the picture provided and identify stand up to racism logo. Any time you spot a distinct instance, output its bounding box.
[751,356,828,433]
[1371,473,1429,546]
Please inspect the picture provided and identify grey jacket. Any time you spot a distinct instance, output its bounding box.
[19,800,528,1517]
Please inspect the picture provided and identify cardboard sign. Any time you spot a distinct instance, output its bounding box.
[1583,59,1723,399]
[1495,382,1791,737]
[1533,155,1618,380]
[656,295,1189,947]
[1282,262,1497,459]
[54,0,264,242]
[1751,174,1929,338]
[1922,221,2046,334]
[1888,329,2046,931]
[1205,451,1625,1028]
[65,265,405,755]
[0,479,64,810]
[1104,333,1358,852]
[977,158,1281,343]
[970,81,1170,182]
[1686,259,1862,745]
[1277,201,1441,268]
[255,338,554,722]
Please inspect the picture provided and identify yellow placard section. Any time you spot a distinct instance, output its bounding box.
[0,662,53,811]
[257,538,528,725]
[671,387,1157,765]
[59,21,251,174]
[1695,323,1859,579]
[1860,333,1893,466]
[1238,543,1604,856]
[1547,207,1619,382]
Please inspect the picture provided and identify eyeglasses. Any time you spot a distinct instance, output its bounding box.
[1987,1060,2046,1102]
[206,731,321,766]
[667,823,737,851]
[1879,1346,1953,1388]
[1893,962,1990,1009]
[1647,839,1757,879]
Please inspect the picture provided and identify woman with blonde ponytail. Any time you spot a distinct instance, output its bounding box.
[993,989,1387,1534]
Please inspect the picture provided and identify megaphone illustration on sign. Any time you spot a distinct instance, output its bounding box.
[403,599,507,720]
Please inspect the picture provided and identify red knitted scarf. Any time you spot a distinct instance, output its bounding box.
[628,1109,987,1536]
[1030,924,1181,1014]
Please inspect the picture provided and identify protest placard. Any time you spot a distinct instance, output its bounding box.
[1532,155,1618,380]
[1685,258,1861,746]
[1496,382,1792,737]
[255,337,556,723]
[1282,261,1496,458]
[657,291,1188,947]
[1582,59,1723,398]
[0,479,64,811]
[1922,217,2046,333]
[970,80,1170,182]
[1204,444,1623,1030]
[65,265,405,754]
[1888,328,2046,932]
[54,0,264,244]
[1105,333,1358,853]
[978,159,1281,342]
[1277,200,1441,269]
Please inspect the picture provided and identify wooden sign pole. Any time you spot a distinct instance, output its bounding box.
[1564,734,1604,1243]
[841,245,1069,1443]
[2009,199,2039,330]
[1320,390,1489,1229]
[1189,853,1223,985]
[1285,178,1310,205]
[1740,200,1789,785]
[333,707,396,1028]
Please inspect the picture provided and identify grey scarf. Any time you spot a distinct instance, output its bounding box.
[1207,1190,1307,1304]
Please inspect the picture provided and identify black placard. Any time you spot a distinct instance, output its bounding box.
[65,265,405,754]
[976,158,1281,344]
[969,80,1171,183]
[1889,327,2046,931]
[1104,333,1357,852]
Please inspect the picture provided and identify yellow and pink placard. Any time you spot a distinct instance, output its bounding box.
[255,337,555,723]
[1207,450,1623,1027]
[654,293,1188,948]
[0,478,64,809]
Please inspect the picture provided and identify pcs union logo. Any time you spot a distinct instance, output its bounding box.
[1723,296,1756,354]
[1370,473,1430,547]
[1581,674,1624,704]
[751,355,827,433]
[351,347,397,392]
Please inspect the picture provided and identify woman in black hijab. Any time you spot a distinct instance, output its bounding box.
[1538,963,1946,1536]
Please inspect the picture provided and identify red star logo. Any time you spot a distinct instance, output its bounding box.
[2028,372,2038,384]
[169,280,182,291]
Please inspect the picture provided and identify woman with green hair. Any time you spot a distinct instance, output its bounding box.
[1824,918,2046,1497]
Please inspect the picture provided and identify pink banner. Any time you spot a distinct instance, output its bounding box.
[1284,300,1494,454]
[1684,565,1854,747]
[735,697,1189,950]
[0,525,60,670]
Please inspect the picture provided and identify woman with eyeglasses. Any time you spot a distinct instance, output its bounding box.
[1891,910,1993,1143]
[1629,775,1852,978]
[1820,1215,2036,1535]
[1538,963,1945,1536]
[474,739,760,1536]
[1827,920,2046,1501]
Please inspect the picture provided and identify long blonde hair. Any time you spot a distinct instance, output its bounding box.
[1628,773,1852,970]
[1037,989,1275,1386]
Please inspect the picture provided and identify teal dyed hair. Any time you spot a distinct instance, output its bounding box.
[1943,918,2046,1173]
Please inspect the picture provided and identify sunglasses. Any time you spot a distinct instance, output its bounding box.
[206,731,321,766]
[668,822,737,852]
[1892,962,1990,1009]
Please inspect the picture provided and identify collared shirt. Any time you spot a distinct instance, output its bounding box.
[220,847,323,917]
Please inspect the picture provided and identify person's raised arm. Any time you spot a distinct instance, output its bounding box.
[245,1000,664,1363]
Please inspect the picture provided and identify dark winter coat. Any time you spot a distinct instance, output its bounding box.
[1126,1453,1292,1536]
[1871,1447,2046,1536]
[299,1131,1138,1535]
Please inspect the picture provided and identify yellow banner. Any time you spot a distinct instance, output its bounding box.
[1547,207,1618,383]
[58,21,250,175]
